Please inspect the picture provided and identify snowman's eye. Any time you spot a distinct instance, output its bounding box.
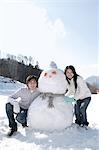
[44,72,47,77]
[52,71,57,75]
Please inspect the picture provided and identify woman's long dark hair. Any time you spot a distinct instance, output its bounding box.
[64,65,79,89]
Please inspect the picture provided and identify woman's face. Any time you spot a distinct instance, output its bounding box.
[27,79,37,90]
[65,69,74,79]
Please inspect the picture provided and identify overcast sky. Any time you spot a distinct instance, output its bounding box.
[0,0,98,77]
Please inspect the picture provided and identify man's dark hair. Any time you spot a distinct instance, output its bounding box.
[26,75,38,86]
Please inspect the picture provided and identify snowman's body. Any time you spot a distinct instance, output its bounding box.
[28,68,73,131]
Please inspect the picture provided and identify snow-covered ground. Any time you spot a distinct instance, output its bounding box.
[0,76,99,150]
[0,76,25,95]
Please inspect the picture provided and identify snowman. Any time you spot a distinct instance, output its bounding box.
[27,67,73,131]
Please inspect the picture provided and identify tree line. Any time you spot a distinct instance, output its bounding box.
[0,58,42,83]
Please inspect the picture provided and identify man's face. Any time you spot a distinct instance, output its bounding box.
[27,79,37,90]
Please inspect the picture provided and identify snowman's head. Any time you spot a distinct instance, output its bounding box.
[38,68,67,94]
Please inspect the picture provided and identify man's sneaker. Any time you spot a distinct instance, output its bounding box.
[80,122,89,127]
[84,122,89,126]
[7,127,17,136]
[75,119,81,126]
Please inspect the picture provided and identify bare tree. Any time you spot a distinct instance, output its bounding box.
[17,54,24,63]
[24,56,28,65]
[35,61,39,69]
[29,56,34,66]
[29,56,32,64]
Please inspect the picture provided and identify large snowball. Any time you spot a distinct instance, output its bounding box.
[28,96,73,131]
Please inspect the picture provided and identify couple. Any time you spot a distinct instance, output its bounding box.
[6,65,91,136]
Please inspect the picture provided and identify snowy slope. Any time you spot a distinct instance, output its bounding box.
[0,76,25,95]
[0,77,99,150]
[86,76,99,87]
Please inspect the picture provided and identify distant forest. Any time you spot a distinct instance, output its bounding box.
[0,53,42,83]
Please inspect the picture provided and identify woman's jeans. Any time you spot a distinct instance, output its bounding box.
[74,97,91,126]
[6,102,28,129]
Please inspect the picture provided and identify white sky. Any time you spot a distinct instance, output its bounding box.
[0,0,98,77]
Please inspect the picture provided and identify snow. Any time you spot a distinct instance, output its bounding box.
[0,76,25,95]
[28,96,73,131]
[0,76,99,150]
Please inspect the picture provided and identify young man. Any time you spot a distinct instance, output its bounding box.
[6,75,40,136]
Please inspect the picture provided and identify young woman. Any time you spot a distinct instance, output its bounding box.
[6,75,40,136]
[64,65,91,127]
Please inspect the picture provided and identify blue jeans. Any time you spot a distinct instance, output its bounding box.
[6,102,28,129]
[74,97,91,126]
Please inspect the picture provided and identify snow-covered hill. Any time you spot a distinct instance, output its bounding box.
[0,76,25,95]
[0,76,99,150]
[86,76,99,87]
